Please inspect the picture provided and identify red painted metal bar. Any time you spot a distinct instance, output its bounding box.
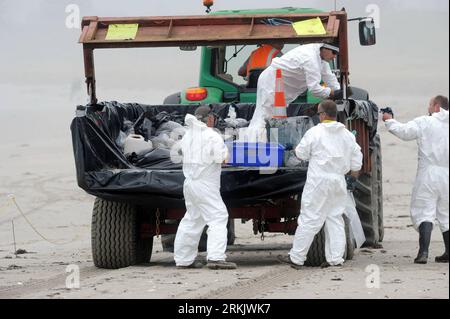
[79,12,348,103]
[337,11,349,96]
[79,12,344,48]
[82,48,97,105]
[165,199,299,221]
[350,118,371,174]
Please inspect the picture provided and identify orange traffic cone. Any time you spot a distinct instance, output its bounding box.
[273,69,287,119]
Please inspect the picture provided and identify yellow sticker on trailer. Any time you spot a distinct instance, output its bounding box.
[105,24,139,40]
[292,18,326,36]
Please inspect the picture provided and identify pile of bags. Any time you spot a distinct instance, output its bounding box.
[114,111,186,167]
[267,116,314,168]
[114,107,251,168]
[113,105,312,169]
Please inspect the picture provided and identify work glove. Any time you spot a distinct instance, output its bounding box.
[345,175,357,192]
[380,107,394,118]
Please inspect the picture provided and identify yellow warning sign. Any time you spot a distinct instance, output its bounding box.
[105,24,139,40]
[292,18,326,36]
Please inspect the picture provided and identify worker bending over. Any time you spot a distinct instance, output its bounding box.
[249,43,341,139]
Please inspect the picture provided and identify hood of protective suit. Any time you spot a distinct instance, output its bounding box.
[181,113,228,183]
[320,121,346,131]
[295,119,362,177]
[433,109,449,123]
[182,114,208,170]
[184,114,207,129]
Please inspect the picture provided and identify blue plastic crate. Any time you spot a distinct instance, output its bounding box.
[226,142,285,167]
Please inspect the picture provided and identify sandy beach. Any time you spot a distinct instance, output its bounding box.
[0,0,448,300]
[0,92,448,299]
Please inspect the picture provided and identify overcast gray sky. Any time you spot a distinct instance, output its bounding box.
[0,0,448,104]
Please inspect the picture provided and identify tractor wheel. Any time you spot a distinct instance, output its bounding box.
[344,215,355,261]
[305,217,353,266]
[354,134,383,247]
[375,135,384,242]
[305,229,326,267]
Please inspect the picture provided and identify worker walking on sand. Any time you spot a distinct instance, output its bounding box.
[278,100,363,268]
[382,95,449,264]
[248,43,342,140]
[174,106,237,270]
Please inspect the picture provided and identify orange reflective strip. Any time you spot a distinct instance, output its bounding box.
[247,45,280,76]
[265,48,280,66]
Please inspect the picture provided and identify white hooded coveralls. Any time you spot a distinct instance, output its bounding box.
[289,121,363,266]
[174,114,230,266]
[249,44,341,131]
[385,109,449,232]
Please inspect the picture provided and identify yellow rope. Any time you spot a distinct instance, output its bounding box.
[5,195,77,246]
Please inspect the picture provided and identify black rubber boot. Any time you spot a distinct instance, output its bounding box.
[414,222,433,264]
[435,231,449,263]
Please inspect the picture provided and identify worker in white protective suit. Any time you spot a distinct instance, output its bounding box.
[278,100,363,268]
[174,107,237,270]
[382,95,449,264]
[247,43,341,141]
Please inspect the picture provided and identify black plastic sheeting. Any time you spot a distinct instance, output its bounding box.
[70,100,378,207]
[346,99,380,150]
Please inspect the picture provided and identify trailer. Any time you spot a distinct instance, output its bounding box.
[72,7,383,269]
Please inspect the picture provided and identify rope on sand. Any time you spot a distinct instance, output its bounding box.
[1,194,77,246]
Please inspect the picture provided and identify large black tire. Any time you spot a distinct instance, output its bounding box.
[161,219,236,253]
[163,92,181,104]
[91,198,138,269]
[305,217,354,266]
[354,134,383,247]
[91,198,154,268]
[305,229,326,267]
[136,208,155,264]
[227,219,236,245]
[198,219,236,251]
[375,136,384,242]
[136,236,153,264]
[344,216,355,260]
